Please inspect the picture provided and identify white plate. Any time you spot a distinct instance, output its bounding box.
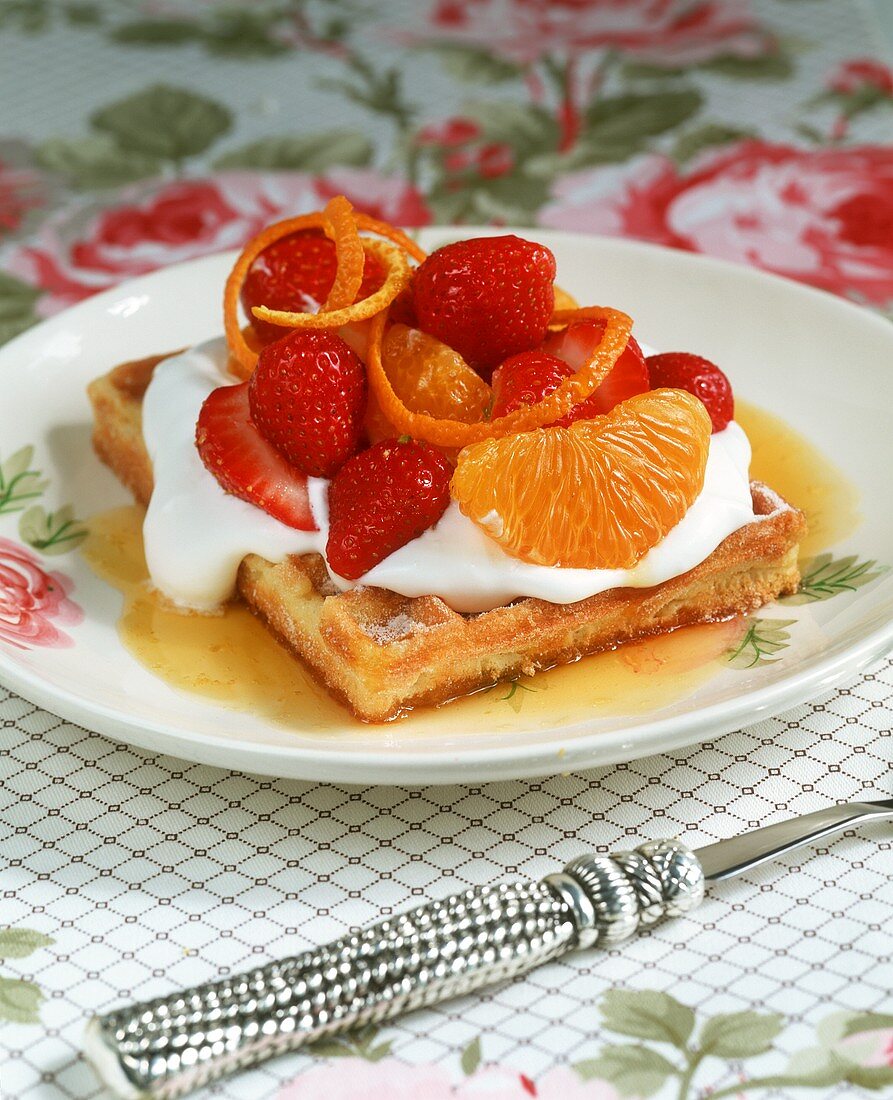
[1,230,892,783]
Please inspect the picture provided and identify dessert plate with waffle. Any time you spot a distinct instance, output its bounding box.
[2,198,891,783]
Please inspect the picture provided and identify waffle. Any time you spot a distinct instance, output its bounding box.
[88,354,807,722]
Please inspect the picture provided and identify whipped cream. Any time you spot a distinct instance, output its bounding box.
[141,338,757,614]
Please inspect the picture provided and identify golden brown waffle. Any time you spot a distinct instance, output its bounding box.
[88,355,807,722]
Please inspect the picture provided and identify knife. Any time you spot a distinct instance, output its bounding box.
[84,797,892,1099]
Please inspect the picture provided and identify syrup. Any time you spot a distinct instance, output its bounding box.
[82,403,857,731]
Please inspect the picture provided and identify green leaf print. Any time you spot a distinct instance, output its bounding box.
[0,976,44,1024]
[783,553,888,604]
[460,1036,482,1076]
[214,131,373,172]
[462,100,560,158]
[0,928,54,960]
[36,135,161,189]
[673,122,757,163]
[601,989,696,1048]
[699,1011,783,1057]
[699,53,794,80]
[575,1044,677,1096]
[307,1022,392,1061]
[19,504,88,555]
[585,89,704,152]
[0,272,43,346]
[110,18,202,46]
[91,84,232,161]
[0,446,48,515]
[428,43,521,85]
[725,618,796,670]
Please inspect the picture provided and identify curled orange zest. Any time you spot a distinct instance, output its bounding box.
[322,196,365,312]
[353,212,427,263]
[366,305,634,448]
[224,211,327,379]
[251,239,411,331]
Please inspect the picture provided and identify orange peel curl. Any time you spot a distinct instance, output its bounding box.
[321,196,365,311]
[366,305,633,448]
[250,239,411,332]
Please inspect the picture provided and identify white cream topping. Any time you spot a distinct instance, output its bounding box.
[141,338,757,614]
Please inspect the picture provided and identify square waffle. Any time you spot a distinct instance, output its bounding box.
[88,355,807,722]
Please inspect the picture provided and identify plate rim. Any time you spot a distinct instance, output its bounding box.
[1,230,892,783]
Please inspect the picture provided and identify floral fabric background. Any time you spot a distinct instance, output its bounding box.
[1,1,892,1098]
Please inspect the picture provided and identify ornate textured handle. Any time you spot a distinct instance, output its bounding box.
[84,840,704,1099]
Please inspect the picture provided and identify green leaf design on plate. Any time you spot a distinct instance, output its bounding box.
[0,928,54,961]
[574,1044,677,1096]
[19,504,88,555]
[428,43,521,84]
[673,122,756,163]
[783,553,888,604]
[698,1011,783,1057]
[0,976,44,1024]
[461,1036,482,1076]
[601,990,695,1048]
[214,131,373,172]
[0,272,43,346]
[36,135,161,189]
[0,445,48,515]
[91,84,232,161]
[725,618,796,670]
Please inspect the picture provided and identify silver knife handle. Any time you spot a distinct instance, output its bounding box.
[84,840,704,1099]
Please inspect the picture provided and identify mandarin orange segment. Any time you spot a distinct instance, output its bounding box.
[451,388,711,570]
[382,324,491,424]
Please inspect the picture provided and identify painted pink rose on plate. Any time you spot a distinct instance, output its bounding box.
[0,537,82,650]
[416,0,774,66]
[540,141,893,306]
[7,169,430,316]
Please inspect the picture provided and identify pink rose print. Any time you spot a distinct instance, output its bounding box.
[7,170,430,316]
[279,1059,620,1099]
[416,0,774,67]
[0,537,82,650]
[278,1057,454,1100]
[829,58,893,97]
[0,140,49,238]
[540,141,893,306]
[837,1027,893,1068]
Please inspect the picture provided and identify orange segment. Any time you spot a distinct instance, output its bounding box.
[382,324,491,424]
[451,389,711,569]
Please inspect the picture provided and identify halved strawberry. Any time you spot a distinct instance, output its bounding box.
[195,382,317,530]
[543,320,650,415]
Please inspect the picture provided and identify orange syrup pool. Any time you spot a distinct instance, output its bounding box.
[81,402,857,732]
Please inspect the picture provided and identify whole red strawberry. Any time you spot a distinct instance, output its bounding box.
[412,235,556,378]
[646,352,734,432]
[241,229,384,343]
[195,383,316,530]
[492,324,649,423]
[249,330,367,479]
[326,438,452,580]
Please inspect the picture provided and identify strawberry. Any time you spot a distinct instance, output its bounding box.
[491,324,649,424]
[543,320,649,416]
[241,229,384,343]
[195,382,316,530]
[412,235,556,378]
[646,352,734,432]
[248,329,366,479]
[326,438,452,580]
